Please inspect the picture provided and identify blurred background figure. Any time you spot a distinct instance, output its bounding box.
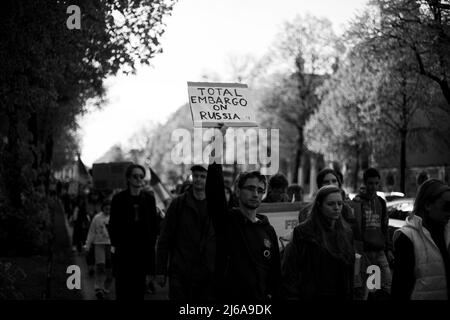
[287,184,303,202]
[417,171,429,188]
[85,189,104,276]
[85,199,113,300]
[263,173,290,203]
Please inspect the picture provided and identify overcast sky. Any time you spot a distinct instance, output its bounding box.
[78,0,369,166]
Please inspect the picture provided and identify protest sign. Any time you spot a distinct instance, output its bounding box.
[187,81,257,127]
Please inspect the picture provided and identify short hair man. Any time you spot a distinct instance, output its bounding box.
[351,167,393,299]
[263,173,290,203]
[206,126,281,300]
[156,164,215,300]
[109,164,160,300]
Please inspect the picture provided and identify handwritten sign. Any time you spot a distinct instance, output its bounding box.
[187,81,257,127]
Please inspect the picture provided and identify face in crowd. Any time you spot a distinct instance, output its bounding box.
[427,190,450,225]
[320,191,344,222]
[365,176,380,196]
[128,167,145,189]
[414,179,450,226]
[268,187,287,202]
[321,173,340,188]
[192,169,207,192]
[103,204,111,216]
[237,177,266,210]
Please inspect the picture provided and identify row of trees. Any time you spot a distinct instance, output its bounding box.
[256,0,450,193]
[97,0,450,195]
[0,0,176,255]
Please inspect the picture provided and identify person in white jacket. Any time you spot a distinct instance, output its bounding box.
[392,179,450,300]
[85,199,112,299]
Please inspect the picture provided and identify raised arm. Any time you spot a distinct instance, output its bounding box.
[205,125,229,232]
[206,162,228,232]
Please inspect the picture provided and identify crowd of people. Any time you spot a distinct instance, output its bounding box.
[58,127,449,301]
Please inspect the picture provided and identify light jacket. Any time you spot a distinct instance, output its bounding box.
[85,212,110,250]
[393,215,450,300]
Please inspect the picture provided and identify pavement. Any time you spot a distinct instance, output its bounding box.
[64,212,169,300]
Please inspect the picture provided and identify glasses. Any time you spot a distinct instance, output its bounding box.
[132,174,144,180]
[241,185,265,194]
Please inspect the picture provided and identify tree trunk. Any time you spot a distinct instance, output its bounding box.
[438,79,450,111]
[400,130,407,194]
[42,134,54,193]
[28,112,39,170]
[294,127,304,182]
[309,154,318,198]
[293,128,304,184]
[352,148,360,192]
[293,147,301,184]
[5,110,23,207]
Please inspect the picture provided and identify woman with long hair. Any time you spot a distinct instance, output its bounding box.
[282,185,355,299]
[298,168,355,228]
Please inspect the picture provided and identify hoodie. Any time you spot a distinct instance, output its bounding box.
[351,192,390,251]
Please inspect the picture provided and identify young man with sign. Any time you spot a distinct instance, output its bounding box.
[206,125,281,300]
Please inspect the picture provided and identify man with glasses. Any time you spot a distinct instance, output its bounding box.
[206,126,281,300]
[109,164,160,300]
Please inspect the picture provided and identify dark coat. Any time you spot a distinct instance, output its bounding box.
[156,189,215,299]
[206,163,281,300]
[281,220,355,300]
[109,189,159,276]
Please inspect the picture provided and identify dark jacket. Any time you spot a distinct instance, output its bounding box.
[206,163,281,300]
[351,192,391,252]
[281,220,355,299]
[109,189,159,275]
[156,188,215,299]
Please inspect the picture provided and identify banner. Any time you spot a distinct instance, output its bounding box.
[257,202,307,248]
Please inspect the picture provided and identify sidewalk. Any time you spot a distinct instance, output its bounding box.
[64,210,169,300]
